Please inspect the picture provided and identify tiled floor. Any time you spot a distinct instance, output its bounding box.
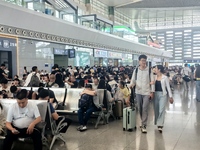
[53,82,200,150]
[9,82,200,150]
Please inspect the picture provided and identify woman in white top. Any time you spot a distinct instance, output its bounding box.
[154,65,174,133]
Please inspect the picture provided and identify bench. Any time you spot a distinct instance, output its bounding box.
[0,99,49,149]
[56,88,83,113]
[56,89,115,128]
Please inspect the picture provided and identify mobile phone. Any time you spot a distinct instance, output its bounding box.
[13,130,20,134]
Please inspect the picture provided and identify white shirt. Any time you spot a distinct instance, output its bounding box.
[6,101,40,129]
[181,67,191,76]
[24,72,40,86]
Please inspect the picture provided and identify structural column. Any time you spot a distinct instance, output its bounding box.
[108,6,114,22]
[85,0,91,14]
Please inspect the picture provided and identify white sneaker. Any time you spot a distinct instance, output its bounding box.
[158,126,163,133]
[80,126,87,132]
[77,125,83,131]
[141,126,147,133]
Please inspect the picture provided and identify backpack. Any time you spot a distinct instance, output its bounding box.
[78,94,92,109]
[28,73,40,87]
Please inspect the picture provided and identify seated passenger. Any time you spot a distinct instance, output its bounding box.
[114,81,130,106]
[0,101,6,135]
[10,85,37,99]
[3,89,42,150]
[77,79,85,88]
[38,87,58,108]
[65,75,78,88]
[77,84,100,132]
[0,78,12,98]
[92,76,99,90]
[38,89,72,133]
[12,78,21,87]
[46,74,59,88]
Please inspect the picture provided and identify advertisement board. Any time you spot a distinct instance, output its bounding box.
[94,49,107,57]
[74,51,90,66]
[107,51,122,59]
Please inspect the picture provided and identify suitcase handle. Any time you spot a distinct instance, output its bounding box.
[128,111,130,124]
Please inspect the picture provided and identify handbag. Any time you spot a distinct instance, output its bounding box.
[182,69,191,82]
[183,75,191,82]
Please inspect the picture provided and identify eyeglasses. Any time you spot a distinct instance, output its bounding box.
[140,60,147,62]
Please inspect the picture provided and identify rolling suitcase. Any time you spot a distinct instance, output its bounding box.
[123,87,136,131]
[113,100,123,118]
[123,107,136,131]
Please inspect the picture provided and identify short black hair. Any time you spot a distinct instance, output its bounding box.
[32,66,38,72]
[1,64,5,67]
[138,54,147,61]
[39,89,49,99]
[13,78,20,82]
[54,64,59,68]
[100,76,105,80]
[119,80,125,87]
[0,78,8,84]
[16,89,28,100]
[85,84,92,89]
[10,85,18,93]
[184,63,188,67]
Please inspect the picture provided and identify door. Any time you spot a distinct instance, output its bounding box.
[54,55,68,68]
[0,51,12,77]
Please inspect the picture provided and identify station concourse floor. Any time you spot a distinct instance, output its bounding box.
[14,82,200,150]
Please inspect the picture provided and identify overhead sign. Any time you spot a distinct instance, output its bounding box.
[0,37,17,50]
[53,48,68,55]
[107,51,122,59]
[94,49,107,57]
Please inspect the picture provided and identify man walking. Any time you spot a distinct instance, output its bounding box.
[181,63,191,90]
[130,54,155,133]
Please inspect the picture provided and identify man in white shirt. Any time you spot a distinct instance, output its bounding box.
[3,89,42,150]
[181,63,191,90]
[130,54,155,133]
[24,66,40,87]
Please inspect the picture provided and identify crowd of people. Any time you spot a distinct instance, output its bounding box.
[0,54,200,149]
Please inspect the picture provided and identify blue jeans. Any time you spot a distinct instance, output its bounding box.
[153,92,167,126]
[196,81,200,101]
[78,105,100,126]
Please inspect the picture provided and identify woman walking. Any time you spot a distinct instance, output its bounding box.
[154,65,174,133]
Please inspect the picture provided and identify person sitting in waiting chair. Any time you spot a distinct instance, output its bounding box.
[3,89,42,150]
[38,89,72,133]
[77,84,100,132]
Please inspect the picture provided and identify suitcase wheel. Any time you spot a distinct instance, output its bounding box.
[135,127,137,130]
[128,129,133,132]
[123,128,125,131]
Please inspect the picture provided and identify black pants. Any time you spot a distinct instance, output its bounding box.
[3,126,42,150]
[56,117,72,133]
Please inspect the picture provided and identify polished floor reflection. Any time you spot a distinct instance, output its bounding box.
[13,82,200,150]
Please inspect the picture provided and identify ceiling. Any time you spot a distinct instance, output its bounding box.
[97,0,141,7]
[98,0,200,19]
[99,0,200,8]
